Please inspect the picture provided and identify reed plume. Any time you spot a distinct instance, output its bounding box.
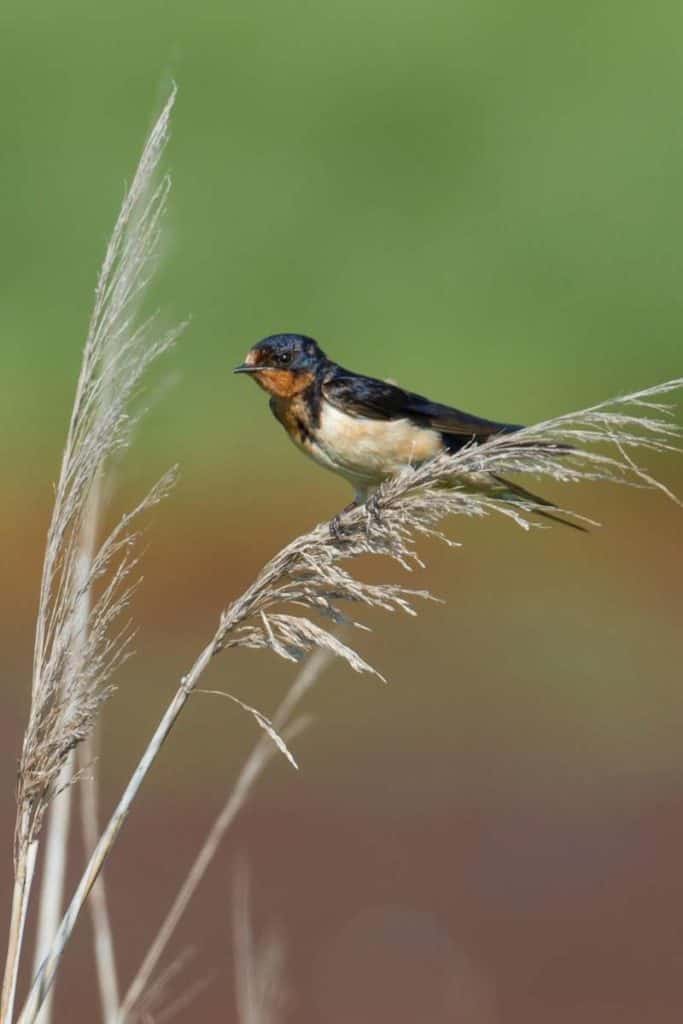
[2,87,183,1024]
[213,379,682,669]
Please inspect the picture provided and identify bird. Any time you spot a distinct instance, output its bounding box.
[234,333,583,533]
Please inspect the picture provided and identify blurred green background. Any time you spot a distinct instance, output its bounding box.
[1,2,682,1022]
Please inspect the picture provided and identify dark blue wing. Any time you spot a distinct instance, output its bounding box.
[322,371,522,447]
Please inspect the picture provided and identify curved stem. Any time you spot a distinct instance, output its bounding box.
[1,814,38,1024]
[32,759,74,1024]
[79,730,120,1023]
[16,639,216,1024]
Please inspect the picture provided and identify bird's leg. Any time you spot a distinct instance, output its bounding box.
[329,499,359,543]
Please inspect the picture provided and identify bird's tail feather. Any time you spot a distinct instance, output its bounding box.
[490,474,588,532]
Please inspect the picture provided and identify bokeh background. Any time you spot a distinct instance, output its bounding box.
[2,1,683,1021]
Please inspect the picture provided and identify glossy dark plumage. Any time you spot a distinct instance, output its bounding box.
[321,371,522,451]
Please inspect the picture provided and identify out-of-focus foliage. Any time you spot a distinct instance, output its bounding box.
[2,0,682,483]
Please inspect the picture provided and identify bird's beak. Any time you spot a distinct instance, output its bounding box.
[233,362,260,374]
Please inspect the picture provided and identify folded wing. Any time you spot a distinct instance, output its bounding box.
[322,371,522,451]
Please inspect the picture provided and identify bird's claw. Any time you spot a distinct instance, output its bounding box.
[329,515,345,544]
[329,500,359,544]
[365,494,383,528]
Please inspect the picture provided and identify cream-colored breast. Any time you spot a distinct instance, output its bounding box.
[310,403,442,484]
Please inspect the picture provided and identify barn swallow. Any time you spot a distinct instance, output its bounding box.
[234,333,583,533]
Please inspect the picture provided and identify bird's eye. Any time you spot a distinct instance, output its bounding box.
[278,352,292,366]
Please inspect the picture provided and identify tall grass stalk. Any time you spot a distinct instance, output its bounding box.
[1,86,182,1023]
[31,757,74,1024]
[118,647,332,1021]
[33,461,106,1024]
[233,864,285,1024]
[78,729,120,1023]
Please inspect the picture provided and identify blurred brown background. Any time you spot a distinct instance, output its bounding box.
[1,1,683,1020]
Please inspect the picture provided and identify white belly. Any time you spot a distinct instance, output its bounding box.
[302,403,442,490]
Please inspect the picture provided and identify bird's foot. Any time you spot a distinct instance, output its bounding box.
[365,493,383,529]
[329,515,345,543]
[329,500,358,544]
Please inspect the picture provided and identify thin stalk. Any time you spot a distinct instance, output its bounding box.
[74,354,120,1024]
[118,647,332,1021]
[16,638,217,1024]
[32,758,74,1024]
[79,730,120,1024]
[33,466,105,1024]
[233,863,284,1024]
[1,813,37,1024]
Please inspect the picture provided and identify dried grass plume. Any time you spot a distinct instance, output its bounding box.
[2,87,184,1024]
[214,380,682,675]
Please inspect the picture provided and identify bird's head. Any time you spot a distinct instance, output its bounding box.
[234,333,326,397]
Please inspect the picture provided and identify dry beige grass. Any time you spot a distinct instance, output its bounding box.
[2,88,183,1024]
